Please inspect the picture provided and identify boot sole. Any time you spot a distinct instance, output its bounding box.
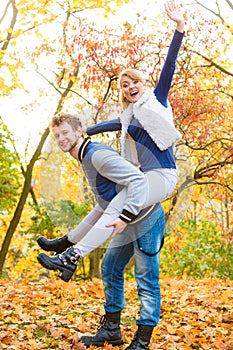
[37,254,74,282]
[82,340,124,347]
[81,337,124,347]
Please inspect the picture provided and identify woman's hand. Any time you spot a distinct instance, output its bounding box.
[106,218,128,238]
[164,0,185,33]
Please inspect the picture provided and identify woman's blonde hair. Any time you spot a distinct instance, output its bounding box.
[118,68,146,108]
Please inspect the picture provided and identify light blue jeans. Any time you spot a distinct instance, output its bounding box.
[101,203,165,326]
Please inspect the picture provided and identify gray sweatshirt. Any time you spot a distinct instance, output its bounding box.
[78,138,147,223]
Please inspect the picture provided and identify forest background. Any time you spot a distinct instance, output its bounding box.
[0,0,232,349]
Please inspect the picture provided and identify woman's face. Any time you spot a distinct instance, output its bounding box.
[120,75,146,103]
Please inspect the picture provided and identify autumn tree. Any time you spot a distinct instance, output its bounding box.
[176,0,233,231]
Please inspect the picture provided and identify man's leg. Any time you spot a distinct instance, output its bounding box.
[125,205,165,349]
[81,234,134,347]
[102,238,134,313]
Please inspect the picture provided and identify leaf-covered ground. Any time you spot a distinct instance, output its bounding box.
[0,277,232,350]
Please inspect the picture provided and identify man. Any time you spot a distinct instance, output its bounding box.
[37,112,165,350]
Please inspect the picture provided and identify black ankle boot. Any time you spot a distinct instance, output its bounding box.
[125,325,154,350]
[37,234,74,254]
[37,247,81,282]
[81,311,123,347]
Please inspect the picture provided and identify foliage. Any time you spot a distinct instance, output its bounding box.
[161,218,233,280]
[0,0,129,95]
[0,277,232,349]
[0,117,21,213]
[27,199,92,237]
[2,200,92,280]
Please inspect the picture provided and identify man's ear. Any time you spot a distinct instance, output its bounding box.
[77,126,83,136]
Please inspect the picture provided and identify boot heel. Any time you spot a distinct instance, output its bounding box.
[58,268,74,282]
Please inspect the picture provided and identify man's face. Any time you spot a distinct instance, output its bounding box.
[52,122,80,152]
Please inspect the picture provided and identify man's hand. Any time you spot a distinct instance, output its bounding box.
[106,218,128,238]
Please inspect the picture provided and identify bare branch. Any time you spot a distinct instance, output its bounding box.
[194,179,233,192]
[192,50,233,77]
[194,0,232,30]
[225,0,233,10]
[194,156,233,179]
[184,138,233,152]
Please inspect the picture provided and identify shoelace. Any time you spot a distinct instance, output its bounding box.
[98,315,107,329]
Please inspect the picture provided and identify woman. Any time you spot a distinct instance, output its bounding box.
[86,0,184,232]
[38,0,184,258]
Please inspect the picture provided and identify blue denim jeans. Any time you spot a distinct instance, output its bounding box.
[101,203,165,326]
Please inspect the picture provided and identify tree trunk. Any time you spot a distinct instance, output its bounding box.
[0,128,50,274]
[88,248,104,279]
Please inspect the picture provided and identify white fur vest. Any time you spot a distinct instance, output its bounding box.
[120,88,182,163]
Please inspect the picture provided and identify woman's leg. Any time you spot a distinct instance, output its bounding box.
[39,169,173,254]
[67,204,103,243]
[143,169,177,207]
[72,170,175,257]
[72,188,128,256]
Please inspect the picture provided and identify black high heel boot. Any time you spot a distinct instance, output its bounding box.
[37,247,81,282]
[37,234,74,254]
